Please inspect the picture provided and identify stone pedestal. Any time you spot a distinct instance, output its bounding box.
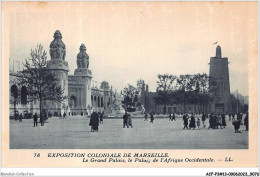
[74,68,92,76]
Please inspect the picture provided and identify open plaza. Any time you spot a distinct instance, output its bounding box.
[10,115,248,149]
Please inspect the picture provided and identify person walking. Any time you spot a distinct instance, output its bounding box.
[63,112,66,119]
[169,114,172,121]
[99,112,103,124]
[92,110,99,132]
[183,114,189,129]
[123,112,128,128]
[202,113,206,128]
[144,113,148,121]
[33,113,38,127]
[197,117,201,130]
[216,114,222,129]
[189,114,196,130]
[150,113,154,123]
[221,113,227,128]
[19,113,23,122]
[172,113,176,121]
[208,113,215,129]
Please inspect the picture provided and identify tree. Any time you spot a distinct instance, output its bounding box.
[121,84,139,112]
[192,73,214,114]
[153,74,177,114]
[17,44,67,126]
[176,74,194,112]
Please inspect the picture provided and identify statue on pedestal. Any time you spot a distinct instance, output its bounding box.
[77,44,89,69]
[50,30,66,60]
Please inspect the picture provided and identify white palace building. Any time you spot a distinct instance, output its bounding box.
[9,30,116,117]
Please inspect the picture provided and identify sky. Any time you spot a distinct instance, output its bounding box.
[5,1,258,96]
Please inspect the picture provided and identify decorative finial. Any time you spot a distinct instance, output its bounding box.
[49,30,66,60]
[77,43,89,69]
[216,45,222,58]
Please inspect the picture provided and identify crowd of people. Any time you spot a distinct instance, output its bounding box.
[182,113,201,130]
[13,108,249,134]
[89,111,248,133]
[180,112,248,133]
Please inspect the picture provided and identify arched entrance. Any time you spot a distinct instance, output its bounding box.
[21,86,27,105]
[69,96,77,108]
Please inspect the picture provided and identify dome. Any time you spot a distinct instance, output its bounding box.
[101,81,110,89]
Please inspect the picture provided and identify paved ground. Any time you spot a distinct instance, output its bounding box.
[10,115,248,149]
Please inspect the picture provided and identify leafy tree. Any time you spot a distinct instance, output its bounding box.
[176,74,194,111]
[153,74,177,114]
[191,73,214,113]
[17,44,67,125]
[121,84,139,112]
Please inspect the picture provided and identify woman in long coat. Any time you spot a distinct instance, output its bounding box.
[150,113,154,123]
[208,113,215,129]
[91,111,99,132]
[221,114,227,128]
[189,114,196,130]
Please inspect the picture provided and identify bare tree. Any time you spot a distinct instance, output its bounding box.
[17,44,67,126]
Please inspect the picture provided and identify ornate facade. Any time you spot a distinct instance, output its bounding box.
[9,30,114,117]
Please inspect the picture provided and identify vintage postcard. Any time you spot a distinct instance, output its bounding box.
[1,0,258,173]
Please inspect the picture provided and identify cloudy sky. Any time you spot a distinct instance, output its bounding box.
[5,1,258,96]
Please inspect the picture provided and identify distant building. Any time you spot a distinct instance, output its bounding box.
[141,84,197,114]
[141,45,232,114]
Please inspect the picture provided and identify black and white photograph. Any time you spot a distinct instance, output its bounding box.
[5,1,255,151]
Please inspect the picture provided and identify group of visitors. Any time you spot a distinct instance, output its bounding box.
[123,112,133,128]
[182,113,202,130]
[179,112,249,133]
[169,113,176,121]
[144,113,154,123]
[208,113,227,129]
[232,112,248,133]
[32,112,46,127]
